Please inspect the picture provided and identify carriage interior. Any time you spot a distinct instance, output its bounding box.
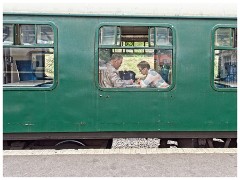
[3,24,54,87]
[98,26,173,88]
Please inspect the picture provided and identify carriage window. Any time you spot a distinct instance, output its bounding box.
[3,24,14,45]
[37,25,54,44]
[99,26,120,46]
[149,27,172,46]
[98,25,173,89]
[20,25,36,45]
[213,28,237,89]
[3,23,56,88]
[215,28,233,47]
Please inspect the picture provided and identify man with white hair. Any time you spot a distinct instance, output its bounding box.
[101,54,133,88]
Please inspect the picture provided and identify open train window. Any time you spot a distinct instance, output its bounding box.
[213,27,237,90]
[3,23,56,90]
[98,25,174,90]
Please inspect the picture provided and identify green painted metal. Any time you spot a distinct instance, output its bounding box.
[3,15,237,134]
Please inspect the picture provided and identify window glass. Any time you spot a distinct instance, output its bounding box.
[116,27,121,45]
[3,23,55,88]
[99,26,119,45]
[37,25,54,44]
[213,27,237,89]
[156,27,172,46]
[98,26,173,89]
[215,28,232,47]
[214,50,237,88]
[3,24,14,45]
[3,48,54,87]
[155,49,173,84]
[149,27,155,47]
[20,25,36,45]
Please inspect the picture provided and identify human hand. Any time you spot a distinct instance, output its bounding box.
[136,78,141,84]
[130,79,134,84]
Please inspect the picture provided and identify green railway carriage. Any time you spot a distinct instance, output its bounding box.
[3,3,237,146]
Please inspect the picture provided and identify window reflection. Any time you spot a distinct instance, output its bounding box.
[215,28,232,47]
[3,48,54,87]
[37,25,54,44]
[98,26,173,89]
[20,25,36,45]
[3,24,14,45]
[214,50,237,88]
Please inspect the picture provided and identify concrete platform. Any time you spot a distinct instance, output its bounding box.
[3,148,237,177]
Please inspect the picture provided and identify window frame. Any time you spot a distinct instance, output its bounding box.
[95,22,176,92]
[211,24,237,92]
[3,21,58,91]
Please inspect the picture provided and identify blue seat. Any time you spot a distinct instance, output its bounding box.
[16,60,37,81]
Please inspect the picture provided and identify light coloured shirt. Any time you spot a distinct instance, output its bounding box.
[140,69,169,88]
[101,63,131,88]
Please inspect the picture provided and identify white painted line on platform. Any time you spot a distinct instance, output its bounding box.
[3,148,237,156]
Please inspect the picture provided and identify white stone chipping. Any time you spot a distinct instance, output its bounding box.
[112,138,160,149]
